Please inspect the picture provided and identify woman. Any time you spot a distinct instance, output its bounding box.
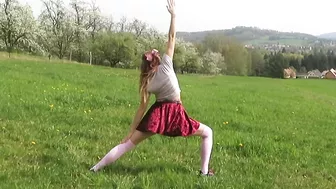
[90,0,214,176]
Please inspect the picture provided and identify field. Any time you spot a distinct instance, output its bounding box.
[247,37,312,46]
[1,55,336,189]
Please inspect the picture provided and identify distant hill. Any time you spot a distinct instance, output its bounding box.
[176,26,334,46]
[318,32,336,40]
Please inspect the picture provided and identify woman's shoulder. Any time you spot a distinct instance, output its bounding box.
[160,54,174,72]
[161,53,173,62]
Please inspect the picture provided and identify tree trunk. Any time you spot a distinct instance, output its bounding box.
[89,52,92,65]
[7,46,12,58]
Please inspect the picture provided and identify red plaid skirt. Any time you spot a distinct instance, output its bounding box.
[136,101,200,137]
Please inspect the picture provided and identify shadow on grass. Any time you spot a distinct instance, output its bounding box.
[108,162,191,175]
[85,162,191,176]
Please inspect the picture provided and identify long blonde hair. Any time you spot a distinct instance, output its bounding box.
[139,51,160,103]
[139,70,155,103]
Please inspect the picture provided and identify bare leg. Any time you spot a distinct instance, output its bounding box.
[190,123,213,174]
[90,130,154,172]
[129,130,155,145]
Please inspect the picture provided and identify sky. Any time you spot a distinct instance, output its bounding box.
[19,0,336,36]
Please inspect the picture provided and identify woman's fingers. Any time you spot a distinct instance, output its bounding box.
[166,0,175,14]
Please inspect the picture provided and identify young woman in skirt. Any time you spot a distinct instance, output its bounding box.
[90,0,214,176]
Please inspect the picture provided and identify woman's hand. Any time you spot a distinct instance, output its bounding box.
[166,0,176,16]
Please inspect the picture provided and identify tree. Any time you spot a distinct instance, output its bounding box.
[38,0,75,59]
[86,1,104,41]
[129,18,147,38]
[250,49,265,76]
[91,32,136,68]
[301,54,314,72]
[282,47,286,53]
[283,53,303,71]
[69,0,90,62]
[201,50,225,75]
[181,42,202,74]
[201,34,251,75]
[0,0,36,57]
[264,53,289,78]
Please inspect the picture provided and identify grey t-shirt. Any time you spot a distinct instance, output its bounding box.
[147,54,181,101]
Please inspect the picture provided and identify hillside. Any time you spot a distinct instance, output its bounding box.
[318,32,336,40]
[1,57,336,188]
[177,26,334,46]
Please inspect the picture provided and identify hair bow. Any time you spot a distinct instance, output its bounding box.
[144,49,159,62]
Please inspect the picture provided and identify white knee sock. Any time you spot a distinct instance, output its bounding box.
[200,125,213,174]
[90,139,136,172]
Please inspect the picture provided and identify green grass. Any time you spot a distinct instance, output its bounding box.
[1,57,336,189]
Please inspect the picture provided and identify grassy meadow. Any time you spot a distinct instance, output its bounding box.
[1,54,336,189]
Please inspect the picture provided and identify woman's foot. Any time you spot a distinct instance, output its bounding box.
[199,169,215,176]
[89,166,98,172]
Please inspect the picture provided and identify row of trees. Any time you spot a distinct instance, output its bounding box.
[259,49,336,78]
[1,0,335,78]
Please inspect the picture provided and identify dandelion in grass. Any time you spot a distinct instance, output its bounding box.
[49,104,54,108]
[239,143,243,147]
[31,141,36,145]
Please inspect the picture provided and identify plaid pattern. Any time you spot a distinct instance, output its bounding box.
[136,101,200,137]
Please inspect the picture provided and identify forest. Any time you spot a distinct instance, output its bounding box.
[1,0,336,78]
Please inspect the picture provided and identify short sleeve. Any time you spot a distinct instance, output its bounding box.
[160,54,174,73]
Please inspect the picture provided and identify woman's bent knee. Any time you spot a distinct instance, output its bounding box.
[201,124,213,138]
[191,123,212,137]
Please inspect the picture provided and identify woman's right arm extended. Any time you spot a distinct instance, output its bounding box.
[166,0,176,59]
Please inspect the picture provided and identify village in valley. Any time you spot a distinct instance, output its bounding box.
[284,67,336,79]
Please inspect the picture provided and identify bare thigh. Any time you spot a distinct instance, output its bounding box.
[189,123,207,137]
[129,130,155,145]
